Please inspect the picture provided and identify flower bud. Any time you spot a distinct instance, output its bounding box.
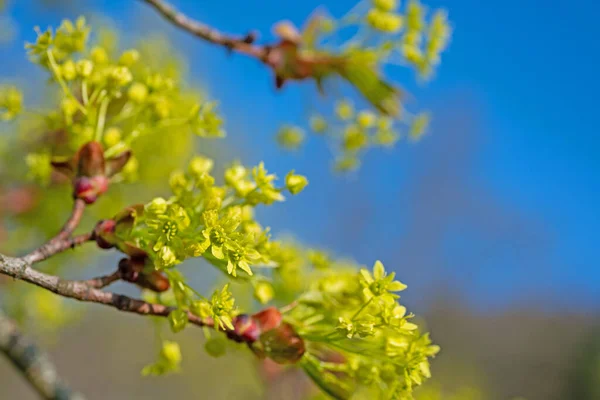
[73,175,109,204]
[61,60,77,81]
[90,47,108,64]
[309,115,327,134]
[357,111,376,128]
[103,127,122,148]
[227,314,261,343]
[335,100,354,120]
[127,82,148,103]
[188,155,214,176]
[61,97,80,117]
[146,197,168,215]
[76,59,93,77]
[119,49,140,66]
[109,66,133,87]
[373,0,397,12]
[285,171,308,195]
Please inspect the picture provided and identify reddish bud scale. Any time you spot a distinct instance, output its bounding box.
[137,271,170,292]
[94,219,117,249]
[117,257,170,293]
[76,141,106,177]
[74,175,109,204]
[51,141,132,205]
[252,307,283,332]
[228,314,261,343]
[118,258,140,282]
[228,308,306,364]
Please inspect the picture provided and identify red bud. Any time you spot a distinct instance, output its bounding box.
[251,322,305,364]
[73,175,109,204]
[51,142,134,205]
[228,307,305,364]
[228,314,261,343]
[252,307,283,332]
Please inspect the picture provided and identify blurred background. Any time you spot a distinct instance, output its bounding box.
[0,0,599,399]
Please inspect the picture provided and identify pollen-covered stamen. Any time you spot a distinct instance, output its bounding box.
[162,220,178,241]
[210,228,226,246]
[369,281,386,296]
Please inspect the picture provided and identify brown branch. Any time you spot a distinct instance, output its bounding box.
[23,233,95,265]
[0,254,214,330]
[80,270,121,289]
[140,0,268,60]
[23,199,88,264]
[55,199,86,241]
[0,309,85,400]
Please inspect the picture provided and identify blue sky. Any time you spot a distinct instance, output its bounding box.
[3,0,599,312]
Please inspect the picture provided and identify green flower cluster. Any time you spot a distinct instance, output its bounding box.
[274,0,449,171]
[308,99,431,172]
[359,0,452,78]
[123,155,308,277]
[286,260,439,399]
[0,19,219,335]
[23,17,224,183]
[2,16,442,399]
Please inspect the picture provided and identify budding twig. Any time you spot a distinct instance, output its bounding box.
[23,232,95,265]
[139,0,270,61]
[80,270,121,289]
[23,199,88,264]
[0,254,214,330]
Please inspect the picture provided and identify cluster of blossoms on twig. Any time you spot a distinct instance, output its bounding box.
[273,0,451,172]
[0,1,449,397]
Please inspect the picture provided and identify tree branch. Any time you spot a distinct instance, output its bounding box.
[0,309,85,400]
[0,254,214,329]
[23,199,88,264]
[55,199,86,241]
[23,233,95,265]
[140,0,268,60]
[80,270,121,289]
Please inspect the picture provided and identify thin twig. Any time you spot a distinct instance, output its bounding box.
[80,270,121,289]
[0,309,85,400]
[0,254,214,329]
[140,0,268,60]
[24,233,95,265]
[23,200,87,264]
[55,199,86,241]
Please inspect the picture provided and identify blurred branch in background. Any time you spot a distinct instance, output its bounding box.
[0,308,84,400]
[140,0,264,58]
